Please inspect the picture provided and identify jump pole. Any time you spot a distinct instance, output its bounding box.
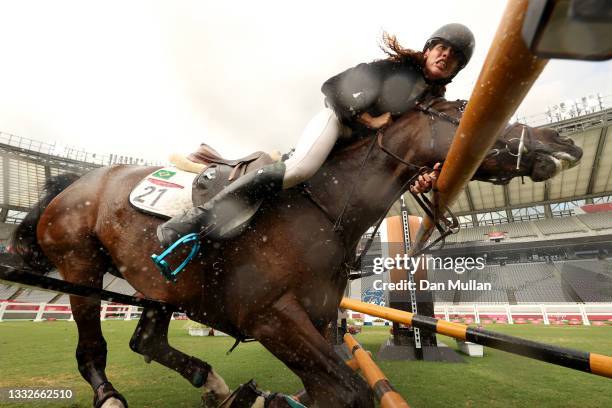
[340,297,612,379]
[413,0,548,250]
[290,358,360,406]
[344,333,410,408]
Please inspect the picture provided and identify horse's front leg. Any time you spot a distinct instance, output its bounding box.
[129,307,230,406]
[247,293,373,408]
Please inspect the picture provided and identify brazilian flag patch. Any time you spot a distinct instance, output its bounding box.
[152,169,176,180]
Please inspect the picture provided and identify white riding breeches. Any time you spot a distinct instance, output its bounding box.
[283,108,342,188]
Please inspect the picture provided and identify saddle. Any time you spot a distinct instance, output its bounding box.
[129,143,278,220]
[188,143,277,207]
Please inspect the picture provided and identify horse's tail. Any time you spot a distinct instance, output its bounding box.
[11,173,81,273]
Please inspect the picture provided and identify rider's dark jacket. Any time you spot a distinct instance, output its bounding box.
[322,58,440,124]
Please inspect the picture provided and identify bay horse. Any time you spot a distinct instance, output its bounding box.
[12,99,582,407]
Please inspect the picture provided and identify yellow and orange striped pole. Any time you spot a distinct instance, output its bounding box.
[290,358,361,405]
[413,0,549,250]
[341,297,612,379]
[344,333,410,408]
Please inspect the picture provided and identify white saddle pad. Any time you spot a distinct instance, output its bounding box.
[129,167,196,219]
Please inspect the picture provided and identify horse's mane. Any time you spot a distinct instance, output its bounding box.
[330,98,467,153]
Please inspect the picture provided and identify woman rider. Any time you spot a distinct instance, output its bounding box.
[157,23,475,247]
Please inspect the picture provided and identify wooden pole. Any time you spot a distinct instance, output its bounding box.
[344,334,410,408]
[340,297,612,379]
[413,0,549,250]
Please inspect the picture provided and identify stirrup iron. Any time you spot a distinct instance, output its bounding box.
[152,233,201,282]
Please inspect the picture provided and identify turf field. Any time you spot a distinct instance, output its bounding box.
[1,321,611,407]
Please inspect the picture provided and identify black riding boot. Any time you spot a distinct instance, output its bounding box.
[157,162,286,247]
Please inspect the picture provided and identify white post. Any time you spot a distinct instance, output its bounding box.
[0,301,8,322]
[100,304,108,321]
[473,304,480,324]
[124,305,134,321]
[444,305,450,321]
[0,301,9,322]
[541,304,550,325]
[505,304,514,325]
[34,303,46,322]
[579,304,590,326]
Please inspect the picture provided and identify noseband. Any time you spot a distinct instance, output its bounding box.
[484,123,535,184]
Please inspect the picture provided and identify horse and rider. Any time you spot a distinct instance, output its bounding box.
[10,22,583,408]
[156,23,476,251]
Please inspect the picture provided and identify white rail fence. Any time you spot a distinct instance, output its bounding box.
[433,303,612,326]
[0,302,185,322]
[2,302,612,326]
[349,303,612,326]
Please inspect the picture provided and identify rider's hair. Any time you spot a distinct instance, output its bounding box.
[380,32,425,64]
[379,31,446,97]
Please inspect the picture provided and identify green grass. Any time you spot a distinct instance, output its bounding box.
[1,321,611,407]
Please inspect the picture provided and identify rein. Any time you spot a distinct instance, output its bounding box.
[309,100,466,275]
[349,103,463,274]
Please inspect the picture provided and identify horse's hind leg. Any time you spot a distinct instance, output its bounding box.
[70,294,128,408]
[129,307,230,405]
[42,227,127,408]
[249,294,373,408]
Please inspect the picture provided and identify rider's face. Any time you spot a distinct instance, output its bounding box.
[423,42,461,81]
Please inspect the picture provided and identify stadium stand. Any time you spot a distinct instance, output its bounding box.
[561,259,611,276]
[492,263,555,289]
[577,212,612,230]
[559,262,612,302]
[532,218,588,235]
[501,221,538,238]
[428,263,579,304]
[15,288,56,303]
[446,225,492,243]
[104,277,137,295]
[51,295,70,304]
[0,284,17,300]
[432,221,539,243]
[515,278,568,303]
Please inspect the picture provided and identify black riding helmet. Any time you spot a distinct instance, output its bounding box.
[423,23,475,78]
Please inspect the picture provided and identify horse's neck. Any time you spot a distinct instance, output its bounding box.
[307,136,412,248]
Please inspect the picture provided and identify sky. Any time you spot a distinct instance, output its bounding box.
[0,0,610,163]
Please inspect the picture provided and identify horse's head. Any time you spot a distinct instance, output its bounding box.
[385,99,583,186]
[475,123,583,184]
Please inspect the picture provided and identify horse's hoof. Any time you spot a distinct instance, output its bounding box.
[101,397,127,408]
[94,383,128,408]
[201,385,231,408]
[201,389,221,408]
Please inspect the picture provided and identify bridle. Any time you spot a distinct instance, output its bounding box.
[483,123,535,185]
[304,98,535,278]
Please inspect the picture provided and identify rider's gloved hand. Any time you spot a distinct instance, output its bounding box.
[358,112,392,129]
[410,162,441,194]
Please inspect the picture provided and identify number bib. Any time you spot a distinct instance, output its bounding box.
[129,167,197,219]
